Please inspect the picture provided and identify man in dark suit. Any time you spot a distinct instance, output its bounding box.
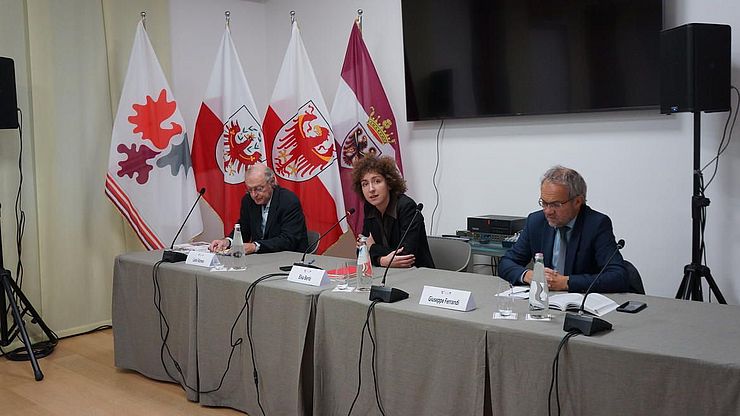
[499,166,628,293]
[209,163,308,254]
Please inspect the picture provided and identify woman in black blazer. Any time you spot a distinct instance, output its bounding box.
[351,156,435,269]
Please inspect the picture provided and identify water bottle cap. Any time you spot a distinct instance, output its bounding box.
[534,252,544,260]
[359,236,367,243]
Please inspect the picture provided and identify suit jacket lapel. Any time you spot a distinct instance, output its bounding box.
[263,187,280,238]
[542,222,556,269]
[248,198,263,240]
[565,205,587,275]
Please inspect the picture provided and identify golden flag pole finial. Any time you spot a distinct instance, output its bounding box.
[357,9,363,32]
[140,11,147,30]
[225,11,231,29]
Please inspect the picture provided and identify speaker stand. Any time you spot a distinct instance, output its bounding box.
[675,112,726,303]
[0,203,57,380]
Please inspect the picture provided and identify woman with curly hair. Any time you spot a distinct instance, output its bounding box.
[351,156,435,268]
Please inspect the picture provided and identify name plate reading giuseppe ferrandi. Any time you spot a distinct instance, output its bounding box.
[185,251,220,268]
[419,285,476,312]
[287,265,331,287]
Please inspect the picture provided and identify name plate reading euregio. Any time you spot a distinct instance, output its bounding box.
[419,285,476,312]
[287,264,330,287]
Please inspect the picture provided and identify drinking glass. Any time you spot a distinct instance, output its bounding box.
[496,281,514,317]
[333,261,352,289]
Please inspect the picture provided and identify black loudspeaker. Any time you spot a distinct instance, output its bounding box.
[0,57,19,129]
[660,23,731,114]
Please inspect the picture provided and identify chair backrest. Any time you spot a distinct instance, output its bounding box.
[623,259,645,294]
[307,230,321,254]
[427,236,472,272]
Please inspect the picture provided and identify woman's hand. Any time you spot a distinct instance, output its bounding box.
[379,247,415,268]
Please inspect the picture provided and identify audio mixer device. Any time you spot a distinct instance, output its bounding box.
[457,214,526,244]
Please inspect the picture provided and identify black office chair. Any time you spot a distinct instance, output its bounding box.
[307,230,320,254]
[623,259,645,294]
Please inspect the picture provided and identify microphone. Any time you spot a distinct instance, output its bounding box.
[369,202,423,303]
[161,188,206,263]
[563,238,625,336]
[278,208,355,272]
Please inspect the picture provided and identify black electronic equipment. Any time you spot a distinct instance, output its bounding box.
[660,23,731,114]
[467,215,525,236]
[401,0,662,120]
[0,57,19,129]
[617,301,647,314]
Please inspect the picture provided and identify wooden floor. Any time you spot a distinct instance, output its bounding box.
[0,329,244,415]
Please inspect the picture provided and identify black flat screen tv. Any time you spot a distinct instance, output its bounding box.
[401,0,663,120]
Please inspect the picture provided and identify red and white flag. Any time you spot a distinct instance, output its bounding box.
[331,21,404,234]
[192,28,263,234]
[263,22,347,253]
[105,21,202,249]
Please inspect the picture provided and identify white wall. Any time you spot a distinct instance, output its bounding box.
[169,0,740,303]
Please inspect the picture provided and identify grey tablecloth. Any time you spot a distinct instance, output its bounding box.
[115,253,740,415]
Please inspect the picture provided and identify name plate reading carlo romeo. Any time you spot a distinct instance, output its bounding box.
[287,265,330,287]
[419,285,476,312]
[186,251,220,268]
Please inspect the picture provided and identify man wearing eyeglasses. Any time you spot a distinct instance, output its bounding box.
[209,162,308,254]
[499,165,628,293]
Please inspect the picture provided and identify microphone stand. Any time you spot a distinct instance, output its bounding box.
[562,239,624,336]
[369,204,423,303]
[279,208,355,272]
[162,188,206,263]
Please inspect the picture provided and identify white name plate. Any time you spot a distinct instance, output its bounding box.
[419,285,476,312]
[186,251,220,268]
[287,265,330,287]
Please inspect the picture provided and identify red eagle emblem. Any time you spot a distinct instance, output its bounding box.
[273,102,335,181]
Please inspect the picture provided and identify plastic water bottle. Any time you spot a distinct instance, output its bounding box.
[529,252,549,316]
[231,223,245,268]
[356,236,373,291]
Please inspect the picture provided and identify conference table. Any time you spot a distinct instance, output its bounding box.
[113,250,740,415]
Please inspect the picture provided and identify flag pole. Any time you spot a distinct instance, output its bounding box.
[357,9,363,32]
[140,11,146,30]
[225,10,231,29]
[290,10,296,26]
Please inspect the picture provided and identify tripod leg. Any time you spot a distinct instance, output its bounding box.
[677,265,702,301]
[4,271,57,342]
[701,267,727,304]
[1,270,44,381]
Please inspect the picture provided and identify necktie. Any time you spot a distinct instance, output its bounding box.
[556,226,569,274]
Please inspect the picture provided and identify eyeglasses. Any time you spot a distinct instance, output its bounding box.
[247,184,268,195]
[538,197,574,210]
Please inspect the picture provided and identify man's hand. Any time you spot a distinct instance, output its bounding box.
[380,247,415,268]
[545,267,569,291]
[522,270,533,284]
[209,238,230,252]
[244,242,258,255]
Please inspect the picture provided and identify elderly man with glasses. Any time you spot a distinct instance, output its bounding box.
[499,165,628,293]
[209,162,308,254]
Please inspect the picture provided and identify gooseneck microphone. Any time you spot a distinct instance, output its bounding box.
[369,203,423,303]
[161,187,206,263]
[279,208,355,272]
[563,238,625,336]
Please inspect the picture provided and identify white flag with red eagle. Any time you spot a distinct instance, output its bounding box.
[263,21,347,253]
[331,21,404,234]
[192,27,263,235]
[105,21,202,249]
